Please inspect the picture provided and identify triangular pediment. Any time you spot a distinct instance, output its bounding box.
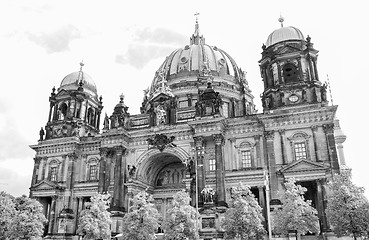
[55,89,70,97]
[280,159,327,174]
[32,179,63,190]
[275,45,301,55]
[150,92,173,103]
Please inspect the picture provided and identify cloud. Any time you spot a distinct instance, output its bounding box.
[0,101,34,161]
[116,44,175,69]
[134,27,187,45]
[115,27,186,69]
[27,24,81,53]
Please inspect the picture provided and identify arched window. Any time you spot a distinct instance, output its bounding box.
[283,63,299,83]
[87,108,95,126]
[48,159,61,182]
[288,132,311,161]
[58,102,68,120]
[236,141,255,169]
[86,158,99,181]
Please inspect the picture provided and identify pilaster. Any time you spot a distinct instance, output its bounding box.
[213,134,226,206]
[323,124,340,174]
[264,131,278,198]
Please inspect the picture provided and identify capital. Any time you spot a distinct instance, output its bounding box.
[99,147,109,156]
[114,145,126,155]
[323,123,334,134]
[212,134,224,145]
[264,130,275,140]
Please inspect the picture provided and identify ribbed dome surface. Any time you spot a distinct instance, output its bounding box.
[148,22,245,98]
[266,26,304,47]
[60,71,97,97]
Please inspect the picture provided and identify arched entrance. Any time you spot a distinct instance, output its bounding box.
[135,148,189,226]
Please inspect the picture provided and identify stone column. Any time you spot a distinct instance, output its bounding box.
[323,124,340,174]
[41,157,47,181]
[112,146,126,210]
[48,102,55,122]
[312,58,319,81]
[48,196,57,234]
[98,147,108,193]
[229,138,237,170]
[104,149,113,193]
[277,62,282,85]
[307,54,315,81]
[316,179,328,232]
[279,130,287,165]
[66,152,77,208]
[213,134,226,206]
[31,157,41,186]
[194,136,205,205]
[264,131,278,198]
[253,135,261,168]
[311,126,320,162]
[298,57,303,81]
[258,186,266,227]
[75,197,83,233]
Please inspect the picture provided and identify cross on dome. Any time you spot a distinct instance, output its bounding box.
[278,14,284,27]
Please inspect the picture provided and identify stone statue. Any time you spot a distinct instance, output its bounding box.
[201,185,215,203]
[321,83,327,102]
[39,127,45,141]
[103,114,109,130]
[127,165,136,179]
[155,105,166,126]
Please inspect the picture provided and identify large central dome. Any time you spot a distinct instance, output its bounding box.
[147,20,255,115]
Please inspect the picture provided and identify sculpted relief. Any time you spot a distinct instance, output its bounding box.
[156,163,186,187]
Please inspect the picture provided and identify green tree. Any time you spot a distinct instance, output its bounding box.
[221,182,266,240]
[0,191,16,240]
[122,190,160,240]
[272,178,319,236]
[10,194,47,240]
[77,193,112,240]
[162,190,199,240]
[326,169,369,239]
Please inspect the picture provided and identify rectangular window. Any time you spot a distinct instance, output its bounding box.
[294,142,307,160]
[179,100,188,108]
[223,102,229,118]
[89,165,98,181]
[209,159,216,171]
[241,150,252,168]
[50,167,57,181]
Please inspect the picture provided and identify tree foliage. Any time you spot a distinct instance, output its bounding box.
[77,193,112,240]
[0,192,47,240]
[0,192,16,239]
[272,178,319,236]
[121,190,160,240]
[162,190,199,240]
[326,169,369,239]
[221,182,266,240]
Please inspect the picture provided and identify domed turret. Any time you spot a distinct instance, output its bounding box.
[143,18,255,120]
[43,63,103,140]
[265,16,305,48]
[259,17,326,112]
[59,62,98,98]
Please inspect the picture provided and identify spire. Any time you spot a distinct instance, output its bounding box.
[190,12,205,45]
[77,61,85,87]
[278,14,284,27]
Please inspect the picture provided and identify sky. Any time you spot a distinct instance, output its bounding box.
[0,0,368,198]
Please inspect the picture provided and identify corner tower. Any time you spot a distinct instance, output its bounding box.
[259,17,328,112]
[44,63,103,140]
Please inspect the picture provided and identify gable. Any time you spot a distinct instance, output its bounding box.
[279,159,327,173]
[32,179,63,191]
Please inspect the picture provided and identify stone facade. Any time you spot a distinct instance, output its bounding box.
[30,19,345,239]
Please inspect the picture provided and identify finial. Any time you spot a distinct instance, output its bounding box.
[79,61,84,71]
[194,12,200,23]
[119,93,125,103]
[278,14,284,27]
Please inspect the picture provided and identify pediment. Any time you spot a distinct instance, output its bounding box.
[150,92,173,103]
[32,179,63,191]
[55,89,70,97]
[275,45,301,55]
[279,159,327,174]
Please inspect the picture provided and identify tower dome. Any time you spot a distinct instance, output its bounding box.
[146,18,255,117]
[265,17,304,47]
[59,62,98,98]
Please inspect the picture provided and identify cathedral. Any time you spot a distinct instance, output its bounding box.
[29,17,347,239]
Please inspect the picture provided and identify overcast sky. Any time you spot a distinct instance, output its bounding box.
[0,0,368,198]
